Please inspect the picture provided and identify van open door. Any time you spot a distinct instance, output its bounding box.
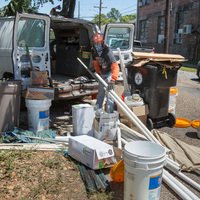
[103,23,134,66]
[12,12,50,89]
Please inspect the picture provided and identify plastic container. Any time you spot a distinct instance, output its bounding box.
[110,160,124,182]
[123,141,166,200]
[191,119,200,129]
[25,99,52,133]
[0,80,22,132]
[169,87,178,114]
[174,118,191,128]
[82,51,91,59]
[124,94,144,107]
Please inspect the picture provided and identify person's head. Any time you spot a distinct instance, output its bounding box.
[93,33,104,45]
[93,33,104,56]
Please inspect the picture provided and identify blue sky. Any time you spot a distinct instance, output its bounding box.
[0,0,137,21]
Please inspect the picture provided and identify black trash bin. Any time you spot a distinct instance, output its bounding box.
[128,64,180,130]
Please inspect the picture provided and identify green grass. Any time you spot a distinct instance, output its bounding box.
[180,66,197,72]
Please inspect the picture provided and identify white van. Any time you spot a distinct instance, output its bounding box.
[0,12,134,100]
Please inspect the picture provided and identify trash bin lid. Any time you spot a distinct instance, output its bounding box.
[191,119,200,129]
[174,118,191,128]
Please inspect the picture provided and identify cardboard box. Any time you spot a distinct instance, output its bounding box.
[94,111,118,141]
[72,104,94,137]
[68,135,121,169]
[24,85,54,100]
[118,104,148,131]
[30,71,48,85]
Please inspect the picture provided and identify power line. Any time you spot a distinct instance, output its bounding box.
[119,4,137,12]
[121,8,137,15]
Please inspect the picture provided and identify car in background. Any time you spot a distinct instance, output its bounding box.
[197,61,200,79]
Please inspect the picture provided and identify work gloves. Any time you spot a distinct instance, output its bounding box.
[107,81,115,91]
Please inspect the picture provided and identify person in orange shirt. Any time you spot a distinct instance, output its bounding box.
[91,33,119,113]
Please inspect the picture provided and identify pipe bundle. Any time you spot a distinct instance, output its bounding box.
[78,164,110,192]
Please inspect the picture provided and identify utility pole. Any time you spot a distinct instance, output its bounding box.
[94,0,107,30]
[164,0,170,53]
[78,1,80,19]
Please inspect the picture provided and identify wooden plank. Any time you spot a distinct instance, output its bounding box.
[0,143,68,151]
[131,52,186,60]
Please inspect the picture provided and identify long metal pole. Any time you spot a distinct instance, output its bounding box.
[99,0,102,29]
[164,0,170,53]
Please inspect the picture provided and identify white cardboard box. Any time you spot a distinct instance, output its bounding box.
[68,135,115,169]
[72,104,94,136]
[94,111,119,141]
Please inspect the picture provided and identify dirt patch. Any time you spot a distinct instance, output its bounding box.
[0,150,88,200]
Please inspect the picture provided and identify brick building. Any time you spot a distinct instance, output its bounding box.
[136,0,200,60]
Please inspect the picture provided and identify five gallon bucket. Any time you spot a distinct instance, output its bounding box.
[25,99,51,133]
[169,87,178,115]
[123,141,166,200]
[0,80,22,132]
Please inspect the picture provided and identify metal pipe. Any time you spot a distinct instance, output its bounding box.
[121,137,128,145]
[117,127,122,149]
[163,172,193,200]
[163,169,199,199]
[166,166,200,191]
[120,122,147,140]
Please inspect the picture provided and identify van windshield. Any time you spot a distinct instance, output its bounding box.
[17,17,45,47]
[106,27,130,50]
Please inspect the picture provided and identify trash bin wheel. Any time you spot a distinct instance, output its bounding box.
[147,117,154,130]
[167,112,176,127]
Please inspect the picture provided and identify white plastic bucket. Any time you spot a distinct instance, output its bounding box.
[169,87,178,115]
[123,141,166,200]
[25,99,52,133]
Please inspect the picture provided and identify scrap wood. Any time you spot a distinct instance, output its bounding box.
[152,129,200,171]
[0,143,68,151]
[131,52,187,60]
[131,59,184,68]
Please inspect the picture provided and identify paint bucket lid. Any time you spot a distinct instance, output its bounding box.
[170,87,178,94]
[174,118,191,128]
[110,160,124,182]
[191,119,200,129]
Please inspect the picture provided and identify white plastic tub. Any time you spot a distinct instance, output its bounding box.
[123,141,166,200]
[25,99,51,133]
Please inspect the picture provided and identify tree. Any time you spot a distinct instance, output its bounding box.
[2,0,39,16]
[92,14,110,26]
[106,8,121,22]
[120,14,136,23]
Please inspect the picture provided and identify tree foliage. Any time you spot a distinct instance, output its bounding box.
[2,0,39,16]
[120,14,136,23]
[106,8,121,22]
[92,7,136,27]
